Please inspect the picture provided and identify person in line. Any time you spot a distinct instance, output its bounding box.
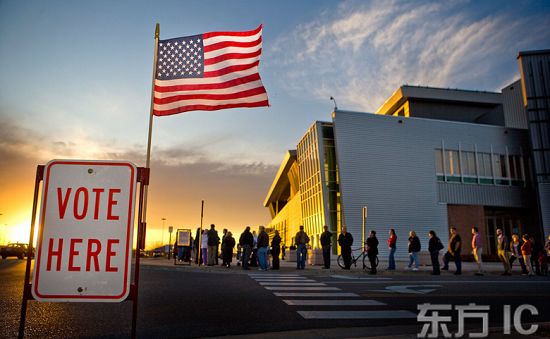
[221,228,228,266]
[530,235,542,276]
[442,227,462,275]
[257,226,270,271]
[200,229,208,266]
[250,231,259,267]
[496,228,511,276]
[271,230,282,270]
[338,226,353,270]
[428,230,443,275]
[471,227,483,276]
[194,227,201,265]
[295,225,310,269]
[540,239,548,276]
[542,235,550,276]
[239,226,254,270]
[509,234,528,275]
[320,225,333,269]
[207,224,219,266]
[407,231,421,271]
[521,234,534,276]
[366,230,379,275]
[222,231,236,268]
[387,229,397,271]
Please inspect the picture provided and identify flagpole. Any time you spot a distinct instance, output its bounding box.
[142,23,160,230]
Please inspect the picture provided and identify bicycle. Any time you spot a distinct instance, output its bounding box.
[337,247,379,270]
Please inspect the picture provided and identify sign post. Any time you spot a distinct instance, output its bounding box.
[19,160,149,338]
[362,206,368,254]
[174,229,192,265]
[168,226,173,259]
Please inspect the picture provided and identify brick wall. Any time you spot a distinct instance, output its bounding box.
[447,204,486,255]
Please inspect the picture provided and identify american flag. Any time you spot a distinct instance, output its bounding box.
[153,25,269,116]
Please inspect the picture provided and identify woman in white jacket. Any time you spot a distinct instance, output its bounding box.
[201,230,208,266]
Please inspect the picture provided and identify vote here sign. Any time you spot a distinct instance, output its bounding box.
[32,160,137,302]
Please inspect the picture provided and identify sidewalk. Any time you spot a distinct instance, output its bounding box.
[140,255,531,277]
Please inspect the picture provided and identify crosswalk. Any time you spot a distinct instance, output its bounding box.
[248,273,417,320]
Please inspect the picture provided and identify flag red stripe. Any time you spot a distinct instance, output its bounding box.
[202,25,262,39]
[153,100,269,116]
[203,61,259,78]
[154,73,261,93]
[203,49,262,66]
[203,37,262,53]
[154,86,267,105]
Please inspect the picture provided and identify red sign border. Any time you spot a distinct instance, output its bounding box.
[32,160,136,301]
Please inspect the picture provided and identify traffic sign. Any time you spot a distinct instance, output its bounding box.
[31,160,137,302]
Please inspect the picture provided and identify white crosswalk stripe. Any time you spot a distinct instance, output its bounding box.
[249,274,416,320]
[274,292,360,297]
[265,286,340,291]
[259,282,326,286]
[297,310,417,319]
[283,300,385,306]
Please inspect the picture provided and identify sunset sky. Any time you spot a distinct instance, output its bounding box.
[1,0,549,249]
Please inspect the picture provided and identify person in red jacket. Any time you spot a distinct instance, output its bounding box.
[521,234,534,276]
[387,229,397,271]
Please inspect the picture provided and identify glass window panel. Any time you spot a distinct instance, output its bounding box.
[478,153,492,177]
[435,149,444,174]
[462,151,476,176]
[445,150,460,176]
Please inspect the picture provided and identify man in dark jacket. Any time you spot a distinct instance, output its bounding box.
[257,226,270,270]
[366,230,379,274]
[271,230,282,270]
[320,225,333,269]
[207,224,219,266]
[194,227,201,264]
[220,228,228,266]
[239,226,254,270]
[338,226,353,269]
[442,227,462,275]
[295,225,310,269]
[428,230,443,275]
[222,231,236,268]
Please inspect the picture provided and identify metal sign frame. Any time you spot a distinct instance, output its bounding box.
[174,228,192,266]
[18,163,149,339]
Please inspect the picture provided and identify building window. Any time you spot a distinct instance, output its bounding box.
[435,149,444,181]
[434,148,525,187]
[494,154,510,185]
[445,150,461,182]
[462,151,477,183]
[478,152,493,184]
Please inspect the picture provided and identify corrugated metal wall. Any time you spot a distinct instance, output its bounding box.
[332,111,532,259]
[502,80,528,129]
[437,183,532,207]
[518,50,550,238]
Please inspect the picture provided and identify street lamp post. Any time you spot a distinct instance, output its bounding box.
[161,217,166,254]
[168,226,173,260]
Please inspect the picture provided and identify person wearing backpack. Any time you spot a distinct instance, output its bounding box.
[428,230,443,275]
[295,225,310,269]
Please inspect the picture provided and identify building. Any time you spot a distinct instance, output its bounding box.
[264,49,549,259]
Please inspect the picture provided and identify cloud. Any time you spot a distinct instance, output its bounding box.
[271,0,550,112]
[0,118,278,247]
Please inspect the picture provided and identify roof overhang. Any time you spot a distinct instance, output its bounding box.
[375,86,502,115]
[263,150,297,207]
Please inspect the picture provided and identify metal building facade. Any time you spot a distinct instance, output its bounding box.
[518,50,550,238]
[332,111,533,259]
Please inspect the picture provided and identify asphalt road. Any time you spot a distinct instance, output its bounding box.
[2,258,550,338]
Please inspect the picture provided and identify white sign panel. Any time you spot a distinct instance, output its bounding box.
[32,160,137,302]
